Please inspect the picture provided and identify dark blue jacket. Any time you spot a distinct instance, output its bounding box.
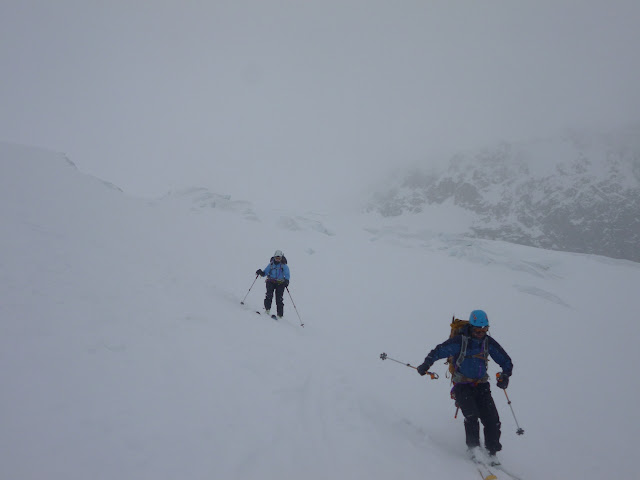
[422,327,513,381]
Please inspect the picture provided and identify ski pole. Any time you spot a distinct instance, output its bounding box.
[240,274,259,305]
[379,352,439,379]
[285,286,304,327]
[498,379,525,435]
[502,389,524,435]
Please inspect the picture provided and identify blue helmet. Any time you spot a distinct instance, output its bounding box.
[469,310,489,327]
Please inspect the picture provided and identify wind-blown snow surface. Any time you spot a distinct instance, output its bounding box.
[1,144,638,480]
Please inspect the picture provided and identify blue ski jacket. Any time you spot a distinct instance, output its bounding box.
[263,261,290,283]
[421,328,513,382]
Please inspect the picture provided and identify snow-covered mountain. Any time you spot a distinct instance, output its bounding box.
[2,142,639,480]
[366,126,640,263]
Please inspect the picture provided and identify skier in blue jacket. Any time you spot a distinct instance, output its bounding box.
[417,310,513,462]
[255,250,290,318]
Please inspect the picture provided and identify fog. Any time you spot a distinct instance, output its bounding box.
[2,0,640,210]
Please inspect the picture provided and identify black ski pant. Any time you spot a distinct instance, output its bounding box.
[264,280,285,316]
[453,382,502,454]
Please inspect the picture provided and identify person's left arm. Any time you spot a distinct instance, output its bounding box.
[488,337,513,376]
[283,265,290,282]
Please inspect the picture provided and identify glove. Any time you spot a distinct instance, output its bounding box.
[417,362,432,376]
[283,279,289,287]
[256,269,264,276]
[496,372,510,389]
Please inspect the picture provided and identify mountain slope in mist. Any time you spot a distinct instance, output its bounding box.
[367,126,640,263]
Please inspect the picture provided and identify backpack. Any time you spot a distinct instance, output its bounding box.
[445,316,469,377]
[270,255,287,265]
[444,315,490,378]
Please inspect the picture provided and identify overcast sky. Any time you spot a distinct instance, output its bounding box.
[2,1,640,209]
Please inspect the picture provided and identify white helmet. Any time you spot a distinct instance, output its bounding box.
[273,250,284,258]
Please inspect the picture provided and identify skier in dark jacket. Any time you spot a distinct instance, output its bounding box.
[417,310,513,462]
[255,250,290,318]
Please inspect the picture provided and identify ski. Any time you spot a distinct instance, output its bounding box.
[472,456,522,480]
[248,305,280,322]
[491,464,523,480]
[469,449,498,480]
[473,461,497,480]
[252,309,278,321]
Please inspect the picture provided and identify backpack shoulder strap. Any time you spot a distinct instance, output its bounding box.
[455,335,468,369]
[483,337,489,366]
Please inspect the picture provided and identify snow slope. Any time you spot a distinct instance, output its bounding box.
[1,143,638,480]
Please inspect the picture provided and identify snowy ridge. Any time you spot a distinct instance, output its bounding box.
[1,142,639,479]
[366,125,640,262]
